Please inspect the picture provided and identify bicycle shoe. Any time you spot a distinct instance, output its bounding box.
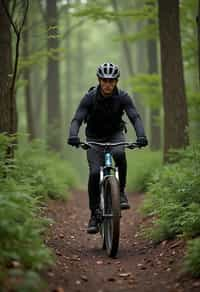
[120,192,130,210]
[87,215,99,234]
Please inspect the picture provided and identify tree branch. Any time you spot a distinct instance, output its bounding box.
[63,18,86,39]
[1,0,18,35]
[1,0,29,132]
[11,0,17,18]
[36,0,47,24]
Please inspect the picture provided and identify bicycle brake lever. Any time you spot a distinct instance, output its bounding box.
[127,143,138,149]
[80,143,90,150]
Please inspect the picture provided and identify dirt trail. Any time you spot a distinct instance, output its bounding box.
[44,191,200,292]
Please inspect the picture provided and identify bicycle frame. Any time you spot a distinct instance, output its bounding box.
[79,140,139,257]
[80,141,138,218]
[99,148,119,220]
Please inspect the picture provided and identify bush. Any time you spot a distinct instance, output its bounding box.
[13,140,78,199]
[126,150,161,192]
[142,144,200,276]
[185,238,200,277]
[0,134,78,290]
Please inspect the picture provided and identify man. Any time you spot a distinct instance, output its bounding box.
[68,62,148,234]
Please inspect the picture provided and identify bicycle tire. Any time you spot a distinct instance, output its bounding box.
[104,176,120,257]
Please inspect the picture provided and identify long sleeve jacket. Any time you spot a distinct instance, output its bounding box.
[68,86,146,139]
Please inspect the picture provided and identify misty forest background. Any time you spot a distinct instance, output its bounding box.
[0,0,200,290]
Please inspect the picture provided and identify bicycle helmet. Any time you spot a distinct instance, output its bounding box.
[96,62,120,79]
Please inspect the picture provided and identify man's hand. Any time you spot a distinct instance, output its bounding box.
[136,136,148,147]
[67,136,80,147]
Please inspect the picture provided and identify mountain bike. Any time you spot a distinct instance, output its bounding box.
[79,141,139,258]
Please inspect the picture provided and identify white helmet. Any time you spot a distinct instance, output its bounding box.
[96,62,120,79]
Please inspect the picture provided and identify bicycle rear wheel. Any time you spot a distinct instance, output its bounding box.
[104,176,120,257]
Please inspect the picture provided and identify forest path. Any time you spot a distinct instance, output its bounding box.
[44,191,199,292]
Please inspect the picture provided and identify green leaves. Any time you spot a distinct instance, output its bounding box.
[185,238,200,277]
[127,150,162,192]
[130,73,162,109]
[0,134,78,290]
[142,144,200,276]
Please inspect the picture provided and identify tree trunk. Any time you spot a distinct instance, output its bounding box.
[111,0,145,124]
[111,0,134,76]
[0,0,14,134]
[66,0,72,128]
[147,19,161,150]
[198,0,200,86]
[46,0,61,151]
[135,20,147,124]
[158,0,189,162]
[77,0,84,94]
[23,26,36,141]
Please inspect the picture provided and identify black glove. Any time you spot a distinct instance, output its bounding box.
[136,136,148,147]
[67,136,80,147]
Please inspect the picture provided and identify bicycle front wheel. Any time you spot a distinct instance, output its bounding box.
[104,176,120,257]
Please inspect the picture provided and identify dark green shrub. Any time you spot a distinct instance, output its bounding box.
[0,134,78,290]
[127,150,161,192]
[185,238,200,277]
[142,144,200,276]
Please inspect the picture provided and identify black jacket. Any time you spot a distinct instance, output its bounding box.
[69,86,146,139]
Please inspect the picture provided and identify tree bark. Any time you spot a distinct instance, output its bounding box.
[66,0,72,128]
[147,19,161,150]
[46,0,61,151]
[0,0,13,134]
[23,26,36,141]
[158,0,189,162]
[198,0,200,86]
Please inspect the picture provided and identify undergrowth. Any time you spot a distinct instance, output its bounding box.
[0,134,78,291]
[142,144,200,276]
[127,149,161,192]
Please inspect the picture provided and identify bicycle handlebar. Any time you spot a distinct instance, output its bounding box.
[79,141,141,150]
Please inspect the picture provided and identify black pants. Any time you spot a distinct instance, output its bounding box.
[86,132,127,213]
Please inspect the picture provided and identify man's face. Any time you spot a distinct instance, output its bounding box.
[99,78,118,96]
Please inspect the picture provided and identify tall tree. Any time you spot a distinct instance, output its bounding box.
[65,0,72,129]
[198,0,200,85]
[111,0,134,76]
[0,0,13,135]
[76,0,84,94]
[46,0,61,151]
[23,24,36,141]
[158,0,189,162]
[147,18,161,150]
[0,0,29,157]
[111,0,145,122]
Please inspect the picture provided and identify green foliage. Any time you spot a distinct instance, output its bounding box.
[0,191,52,268]
[188,90,200,142]
[185,238,200,277]
[73,1,158,40]
[127,150,161,192]
[130,73,162,109]
[181,0,198,69]
[142,144,200,276]
[13,139,78,199]
[0,134,78,290]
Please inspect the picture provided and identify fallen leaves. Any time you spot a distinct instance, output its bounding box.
[53,287,64,292]
[80,275,88,282]
[96,260,103,265]
[119,272,131,278]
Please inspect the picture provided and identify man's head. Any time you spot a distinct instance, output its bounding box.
[96,63,120,96]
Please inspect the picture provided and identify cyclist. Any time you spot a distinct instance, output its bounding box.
[68,62,148,234]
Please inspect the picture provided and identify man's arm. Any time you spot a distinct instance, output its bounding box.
[68,93,90,138]
[123,93,146,138]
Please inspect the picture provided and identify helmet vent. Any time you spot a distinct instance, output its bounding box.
[97,62,120,79]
